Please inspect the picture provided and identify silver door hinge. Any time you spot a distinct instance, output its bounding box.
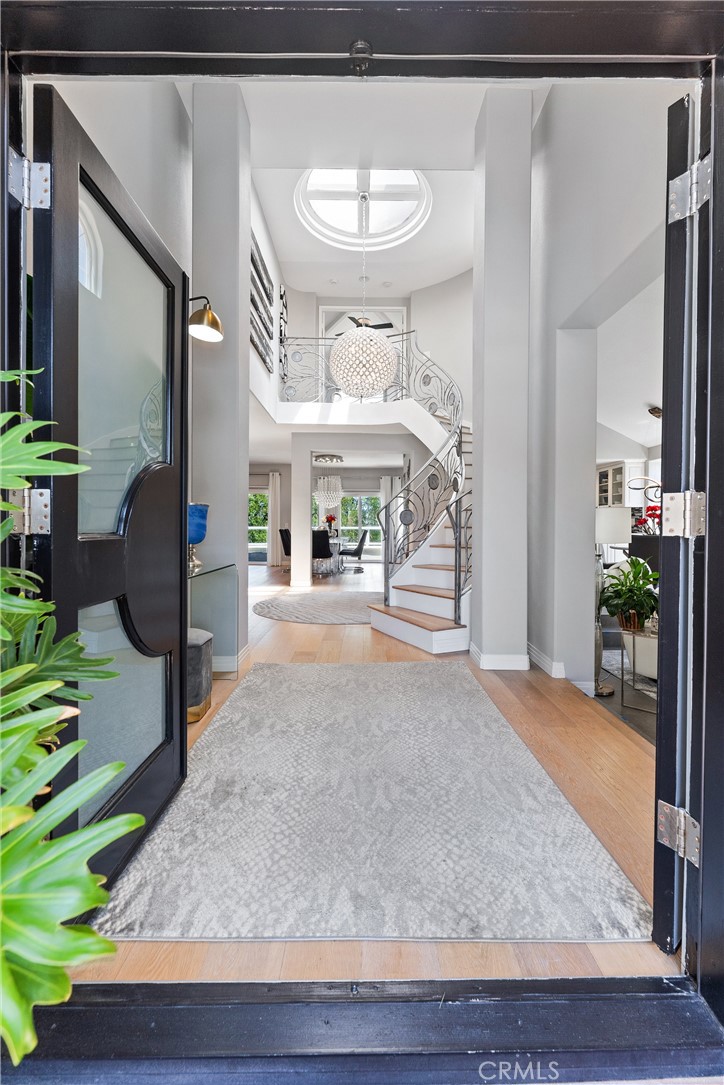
[7,489,51,536]
[668,152,711,223]
[7,148,51,210]
[657,800,700,868]
[661,490,706,538]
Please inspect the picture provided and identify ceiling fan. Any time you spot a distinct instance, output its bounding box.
[335,315,394,336]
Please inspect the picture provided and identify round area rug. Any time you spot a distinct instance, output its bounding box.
[253,592,383,625]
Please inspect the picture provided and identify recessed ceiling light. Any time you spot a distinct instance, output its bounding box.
[328,278,338,285]
[359,275,370,283]
[382,281,392,287]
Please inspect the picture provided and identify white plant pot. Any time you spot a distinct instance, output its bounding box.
[622,632,658,681]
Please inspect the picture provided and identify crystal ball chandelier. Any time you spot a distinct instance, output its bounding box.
[313,475,343,509]
[329,324,398,399]
[328,191,398,399]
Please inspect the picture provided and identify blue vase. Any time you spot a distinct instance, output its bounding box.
[188,503,209,574]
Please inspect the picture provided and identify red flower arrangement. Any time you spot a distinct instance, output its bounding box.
[635,504,661,535]
[324,514,337,525]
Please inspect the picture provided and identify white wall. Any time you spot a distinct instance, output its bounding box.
[410,270,473,423]
[471,87,532,670]
[528,80,689,686]
[192,84,251,663]
[596,423,648,465]
[285,287,318,338]
[50,82,192,271]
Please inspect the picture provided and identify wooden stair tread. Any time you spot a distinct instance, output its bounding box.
[369,604,465,632]
[395,583,455,599]
[413,563,455,571]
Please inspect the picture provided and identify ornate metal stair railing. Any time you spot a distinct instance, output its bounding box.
[279,332,467,613]
[446,493,473,625]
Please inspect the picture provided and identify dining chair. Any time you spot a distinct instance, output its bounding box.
[340,529,368,572]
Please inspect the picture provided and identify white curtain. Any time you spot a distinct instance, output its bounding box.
[268,471,283,566]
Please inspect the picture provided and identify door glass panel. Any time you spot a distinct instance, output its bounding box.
[77,185,167,534]
[77,601,165,824]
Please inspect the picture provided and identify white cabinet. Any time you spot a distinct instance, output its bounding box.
[596,460,646,508]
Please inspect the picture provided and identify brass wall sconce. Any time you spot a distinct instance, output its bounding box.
[189,295,224,343]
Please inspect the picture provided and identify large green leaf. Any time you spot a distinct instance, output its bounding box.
[4,616,119,704]
[0,749,144,1064]
[0,413,88,491]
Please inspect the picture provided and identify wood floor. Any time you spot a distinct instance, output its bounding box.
[73,564,679,983]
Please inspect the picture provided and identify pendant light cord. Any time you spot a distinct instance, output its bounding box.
[360,191,369,321]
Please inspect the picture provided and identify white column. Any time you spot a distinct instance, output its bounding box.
[191,84,251,662]
[471,88,533,670]
[290,435,312,588]
[553,330,597,689]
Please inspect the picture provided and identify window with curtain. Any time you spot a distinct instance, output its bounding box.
[340,495,382,560]
[248,492,269,563]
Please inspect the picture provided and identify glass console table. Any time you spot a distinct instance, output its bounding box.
[188,563,239,678]
[620,629,658,716]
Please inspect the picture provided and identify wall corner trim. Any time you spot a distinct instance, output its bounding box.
[527,642,566,678]
[470,644,531,671]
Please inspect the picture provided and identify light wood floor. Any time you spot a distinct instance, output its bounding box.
[73,564,679,983]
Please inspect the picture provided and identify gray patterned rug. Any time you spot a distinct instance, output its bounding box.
[253,591,382,624]
[93,662,652,941]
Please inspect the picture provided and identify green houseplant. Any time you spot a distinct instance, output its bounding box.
[0,371,144,1065]
[599,556,659,632]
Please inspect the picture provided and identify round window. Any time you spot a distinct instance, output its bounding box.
[294,168,432,251]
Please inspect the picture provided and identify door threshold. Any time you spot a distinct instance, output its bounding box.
[3,977,723,1083]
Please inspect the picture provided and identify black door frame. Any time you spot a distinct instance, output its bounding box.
[2,2,724,1079]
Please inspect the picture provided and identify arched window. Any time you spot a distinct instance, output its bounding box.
[78,196,104,297]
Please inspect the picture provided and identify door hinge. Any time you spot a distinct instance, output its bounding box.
[7,489,51,536]
[668,152,711,223]
[661,490,706,538]
[657,800,701,868]
[7,147,51,210]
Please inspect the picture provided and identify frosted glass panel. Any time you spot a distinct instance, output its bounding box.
[78,601,165,824]
[309,199,358,234]
[369,200,417,233]
[77,186,167,534]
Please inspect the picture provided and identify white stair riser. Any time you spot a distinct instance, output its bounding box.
[391,587,455,620]
[370,609,470,654]
[409,567,456,589]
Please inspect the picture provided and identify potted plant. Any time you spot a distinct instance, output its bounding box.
[324,513,337,536]
[600,556,659,631]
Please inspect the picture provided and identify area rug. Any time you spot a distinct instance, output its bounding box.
[92,662,652,942]
[252,591,383,624]
[602,650,657,700]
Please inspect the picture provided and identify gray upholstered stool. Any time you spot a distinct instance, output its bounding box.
[187,627,213,723]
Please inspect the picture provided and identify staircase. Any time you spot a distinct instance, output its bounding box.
[369,424,473,654]
[280,333,473,652]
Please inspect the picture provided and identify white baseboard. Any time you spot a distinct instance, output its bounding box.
[573,681,596,697]
[470,643,530,671]
[290,579,312,590]
[238,644,250,667]
[527,642,566,679]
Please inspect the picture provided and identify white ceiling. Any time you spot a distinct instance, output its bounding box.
[249,393,406,466]
[243,81,482,297]
[253,168,473,296]
[243,82,487,171]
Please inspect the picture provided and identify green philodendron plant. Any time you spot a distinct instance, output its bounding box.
[0,371,144,1065]
[599,555,660,631]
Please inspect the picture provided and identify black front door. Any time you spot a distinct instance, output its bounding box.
[32,85,187,883]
